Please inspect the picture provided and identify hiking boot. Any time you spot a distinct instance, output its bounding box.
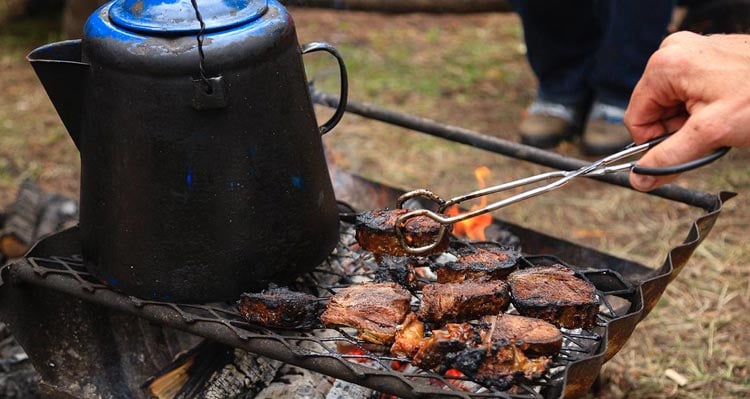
[581,102,632,156]
[519,100,582,149]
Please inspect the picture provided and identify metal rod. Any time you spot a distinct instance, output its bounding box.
[311,89,720,211]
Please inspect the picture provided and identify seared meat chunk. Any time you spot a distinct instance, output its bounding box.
[376,255,435,292]
[418,281,510,324]
[390,313,425,358]
[437,245,519,283]
[237,287,323,329]
[482,314,562,357]
[412,323,481,370]
[321,282,412,345]
[355,208,451,257]
[508,265,599,329]
[412,321,552,389]
[453,345,550,390]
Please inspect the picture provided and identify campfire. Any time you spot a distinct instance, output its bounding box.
[0,169,732,398]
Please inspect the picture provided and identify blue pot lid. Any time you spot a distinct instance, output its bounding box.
[109,0,268,35]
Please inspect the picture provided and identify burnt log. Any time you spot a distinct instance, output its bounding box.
[200,349,282,399]
[146,340,282,399]
[0,180,78,260]
[254,365,332,399]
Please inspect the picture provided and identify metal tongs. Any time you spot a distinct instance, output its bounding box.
[394,135,730,255]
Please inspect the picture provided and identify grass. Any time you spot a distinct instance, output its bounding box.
[1,6,748,398]
[0,13,78,204]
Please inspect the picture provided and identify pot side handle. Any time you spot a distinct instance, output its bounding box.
[301,42,348,135]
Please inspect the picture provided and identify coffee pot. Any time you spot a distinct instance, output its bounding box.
[27,0,348,303]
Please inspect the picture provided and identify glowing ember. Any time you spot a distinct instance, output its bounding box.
[435,368,476,392]
[391,360,408,371]
[338,345,367,356]
[446,166,493,240]
[444,368,465,378]
[335,343,373,363]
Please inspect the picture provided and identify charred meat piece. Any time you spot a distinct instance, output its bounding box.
[390,313,425,358]
[237,287,323,329]
[375,255,436,292]
[482,314,562,357]
[321,282,412,345]
[418,281,510,324]
[437,245,519,283]
[355,208,451,257]
[413,319,555,389]
[508,265,599,329]
[453,344,550,390]
[412,323,481,370]
[412,322,551,388]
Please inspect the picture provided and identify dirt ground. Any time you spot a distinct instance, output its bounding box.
[1,6,748,398]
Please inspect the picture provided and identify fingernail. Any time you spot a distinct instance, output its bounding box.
[632,175,657,191]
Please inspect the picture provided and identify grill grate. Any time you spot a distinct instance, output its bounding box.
[16,219,634,398]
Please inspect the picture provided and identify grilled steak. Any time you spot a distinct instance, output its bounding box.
[437,245,519,283]
[508,265,599,329]
[355,208,451,257]
[237,287,323,329]
[320,282,412,345]
[418,281,510,324]
[390,313,425,358]
[482,314,562,357]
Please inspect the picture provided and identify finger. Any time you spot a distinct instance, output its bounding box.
[624,107,687,144]
[629,168,678,192]
[624,79,683,142]
[661,112,689,136]
[629,119,716,191]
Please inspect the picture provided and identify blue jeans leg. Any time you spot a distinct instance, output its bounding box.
[592,0,674,108]
[510,0,674,109]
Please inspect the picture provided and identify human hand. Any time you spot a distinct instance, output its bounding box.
[624,31,750,191]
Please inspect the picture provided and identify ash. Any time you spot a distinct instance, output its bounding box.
[0,323,39,398]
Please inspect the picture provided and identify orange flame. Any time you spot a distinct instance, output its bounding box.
[446,166,493,240]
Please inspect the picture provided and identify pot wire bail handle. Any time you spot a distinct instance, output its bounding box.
[190,0,227,109]
[393,134,730,255]
[190,0,211,92]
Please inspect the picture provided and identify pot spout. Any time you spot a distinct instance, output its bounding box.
[27,40,89,151]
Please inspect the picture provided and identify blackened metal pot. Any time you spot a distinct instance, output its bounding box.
[27,0,348,303]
